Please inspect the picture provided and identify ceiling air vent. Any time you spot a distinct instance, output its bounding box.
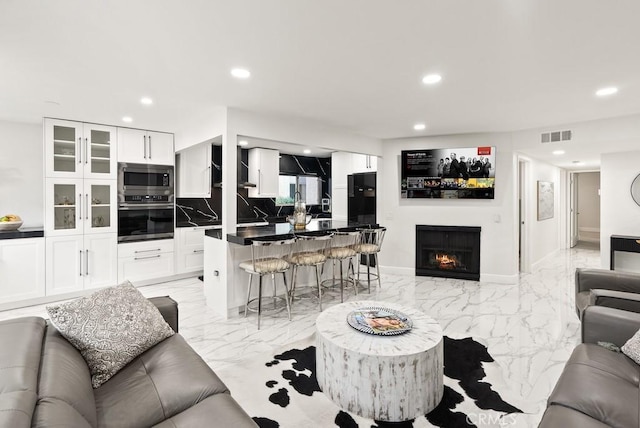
[541,130,572,143]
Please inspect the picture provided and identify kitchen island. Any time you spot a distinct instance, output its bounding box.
[203,220,377,318]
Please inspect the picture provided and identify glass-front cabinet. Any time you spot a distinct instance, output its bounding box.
[45,119,117,179]
[45,179,116,236]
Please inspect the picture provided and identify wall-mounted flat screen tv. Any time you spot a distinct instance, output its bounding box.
[401,147,496,199]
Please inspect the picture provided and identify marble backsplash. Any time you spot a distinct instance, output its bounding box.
[176,153,332,227]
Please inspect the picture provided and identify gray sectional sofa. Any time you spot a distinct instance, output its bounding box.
[540,303,640,427]
[0,296,257,428]
[575,267,640,318]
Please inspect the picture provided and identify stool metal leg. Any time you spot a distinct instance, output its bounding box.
[245,274,253,318]
[315,265,323,312]
[339,259,344,303]
[281,271,292,321]
[375,253,381,288]
[367,254,372,293]
[257,275,263,330]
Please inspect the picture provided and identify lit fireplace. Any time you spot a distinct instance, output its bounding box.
[434,252,463,270]
[416,225,480,281]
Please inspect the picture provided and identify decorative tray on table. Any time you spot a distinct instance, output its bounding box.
[347,306,413,336]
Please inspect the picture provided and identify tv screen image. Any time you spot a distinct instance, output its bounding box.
[401,147,496,199]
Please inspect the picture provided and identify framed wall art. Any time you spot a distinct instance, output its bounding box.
[537,181,554,221]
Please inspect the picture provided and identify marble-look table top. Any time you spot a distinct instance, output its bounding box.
[316,300,443,357]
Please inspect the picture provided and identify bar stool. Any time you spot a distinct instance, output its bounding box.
[288,233,333,311]
[325,231,360,303]
[354,227,386,292]
[239,237,295,329]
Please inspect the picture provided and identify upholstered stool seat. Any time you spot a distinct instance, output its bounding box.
[354,227,386,293]
[288,234,332,311]
[324,231,361,303]
[240,238,295,329]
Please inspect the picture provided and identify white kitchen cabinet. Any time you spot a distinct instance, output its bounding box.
[45,119,117,179]
[117,239,175,283]
[118,128,174,165]
[0,238,45,304]
[176,142,211,197]
[352,153,377,173]
[45,233,118,296]
[45,179,117,236]
[248,148,279,198]
[175,226,219,274]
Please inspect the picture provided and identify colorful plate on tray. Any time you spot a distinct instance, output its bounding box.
[347,306,413,336]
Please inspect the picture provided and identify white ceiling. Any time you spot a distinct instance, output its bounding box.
[2,1,640,169]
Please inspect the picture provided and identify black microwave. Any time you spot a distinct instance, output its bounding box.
[118,163,174,203]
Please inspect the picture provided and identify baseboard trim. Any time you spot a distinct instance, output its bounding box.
[380,266,518,284]
[531,248,561,271]
[479,273,519,284]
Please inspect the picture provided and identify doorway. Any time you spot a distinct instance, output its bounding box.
[570,171,601,249]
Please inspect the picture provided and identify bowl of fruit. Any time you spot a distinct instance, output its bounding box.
[0,214,23,231]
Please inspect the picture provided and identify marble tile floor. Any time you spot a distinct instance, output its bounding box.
[0,245,599,427]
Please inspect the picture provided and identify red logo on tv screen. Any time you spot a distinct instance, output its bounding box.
[477,147,492,156]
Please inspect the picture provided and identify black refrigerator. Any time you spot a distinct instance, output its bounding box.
[348,172,376,226]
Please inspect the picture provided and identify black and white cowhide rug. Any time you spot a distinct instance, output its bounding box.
[216,334,527,428]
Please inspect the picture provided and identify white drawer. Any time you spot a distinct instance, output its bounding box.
[118,239,174,259]
[118,251,175,283]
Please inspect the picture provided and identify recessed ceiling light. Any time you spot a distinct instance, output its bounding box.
[552,150,565,155]
[238,140,249,146]
[413,123,426,131]
[596,87,618,97]
[422,74,442,85]
[122,116,133,123]
[231,68,251,79]
[140,97,153,105]
[303,149,311,154]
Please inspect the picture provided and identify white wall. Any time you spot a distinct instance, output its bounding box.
[0,120,43,227]
[525,158,563,267]
[576,172,600,242]
[601,150,640,268]
[380,132,520,283]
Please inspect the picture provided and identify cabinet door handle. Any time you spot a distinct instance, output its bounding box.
[78,193,82,220]
[78,137,82,164]
[258,168,261,193]
[144,135,147,159]
[193,249,204,253]
[85,249,89,276]
[134,248,162,253]
[86,194,89,220]
[79,250,83,276]
[148,135,152,159]
[85,138,89,164]
[134,254,161,260]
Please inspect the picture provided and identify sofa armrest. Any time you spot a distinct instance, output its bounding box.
[590,289,640,314]
[576,268,640,294]
[582,305,640,347]
[149,296,179,333]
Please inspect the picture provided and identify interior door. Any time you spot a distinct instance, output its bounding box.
[570,173,578,247]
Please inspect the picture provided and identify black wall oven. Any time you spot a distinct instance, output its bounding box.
[118,163,175,242]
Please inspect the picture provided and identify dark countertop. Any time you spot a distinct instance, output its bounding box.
[204,220,378,245]
[0,227,45,240]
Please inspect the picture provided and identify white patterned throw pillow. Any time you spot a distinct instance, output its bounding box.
[622,329,640,365]
[46,281,175,388]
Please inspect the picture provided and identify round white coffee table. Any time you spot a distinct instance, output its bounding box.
[315,300,443,422]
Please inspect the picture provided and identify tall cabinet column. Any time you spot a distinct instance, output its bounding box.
[44,118,118,295]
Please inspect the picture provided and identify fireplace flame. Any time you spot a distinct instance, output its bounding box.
[435,253,459,269]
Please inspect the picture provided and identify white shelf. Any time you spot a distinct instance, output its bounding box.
[91,204,110,207]
[54,139,75,145]
[53,154,75,159]
[91,142,111,147]
[54,204,76,208]
[91,156,110,161]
